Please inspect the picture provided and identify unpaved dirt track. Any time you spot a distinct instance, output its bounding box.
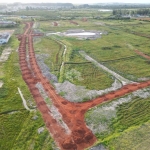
[18,22,150,150]
[135,49,150,60]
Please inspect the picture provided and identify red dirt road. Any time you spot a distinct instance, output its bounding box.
[135,49,150,60]
[18,22,150,150]
[70,20,79,25]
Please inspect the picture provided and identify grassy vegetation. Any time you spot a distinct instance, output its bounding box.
[86,95,150,149]
[64,63,114,90]
[39,19,98,32]
[112,97,150,131]
[32,15,150,149]
[1,8,150,150]
[13,9,111,20]
[104,56,150,81]
[36,17,150,87]
[34,36,63,77]
[0,36,34,112]
[0,111,29,150]
[33,32,114,89]
[66,31,137,61]
[108,120,150,150]
[14,23,25,35]
[0,35,55,149]
[12,112,55,150]
[0,111,55,150]
[106,97,150,150]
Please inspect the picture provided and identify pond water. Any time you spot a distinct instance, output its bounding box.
[66,32,97,36]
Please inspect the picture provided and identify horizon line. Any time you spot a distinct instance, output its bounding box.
[0,2,150,4]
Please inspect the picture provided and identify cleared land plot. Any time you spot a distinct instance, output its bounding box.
[34,37,63,77]
[104,56,150,81]
[64,63,114,90]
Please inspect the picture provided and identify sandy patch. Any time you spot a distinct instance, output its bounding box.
[0,81,3,88]
[54,79,122,102]
[0,48,12,62]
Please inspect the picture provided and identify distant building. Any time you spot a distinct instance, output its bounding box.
[0,21,16,27]
[0,33,10,44]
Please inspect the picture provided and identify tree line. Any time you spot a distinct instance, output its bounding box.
[113,8,150,16]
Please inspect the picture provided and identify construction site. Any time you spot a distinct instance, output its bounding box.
[1,4,150,150]
[17,22,150,150]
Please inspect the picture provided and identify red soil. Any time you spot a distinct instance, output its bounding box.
[135,49,150,60]
[18,22,150,150]
[54,22,58,26]
[136,17,150,21]
[70,20,78,25]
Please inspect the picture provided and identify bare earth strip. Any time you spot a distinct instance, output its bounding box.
[0,48,12,62]
[79,51,133,85]
[0,81,3,88]
[18,87,33,111]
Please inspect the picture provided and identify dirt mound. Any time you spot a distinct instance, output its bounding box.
[62,138,77,149]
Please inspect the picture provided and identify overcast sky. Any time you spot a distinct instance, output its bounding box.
[0,0,150,4]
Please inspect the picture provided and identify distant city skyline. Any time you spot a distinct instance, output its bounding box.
[0,0,150,4]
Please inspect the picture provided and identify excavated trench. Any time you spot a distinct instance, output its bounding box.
[18,22,150,150]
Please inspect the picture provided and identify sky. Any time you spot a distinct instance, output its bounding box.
[0,0,150,4]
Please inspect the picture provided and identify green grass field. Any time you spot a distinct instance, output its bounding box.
[64,63,114,90]
[86,94,150,150]
[104,56,150,81]
[108,120,150,150]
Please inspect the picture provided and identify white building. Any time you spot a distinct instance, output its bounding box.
[0,33,10,44]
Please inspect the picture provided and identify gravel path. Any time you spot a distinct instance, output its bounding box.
[54,79,122,102]
[0,81,3,88]
[79,51,133,85]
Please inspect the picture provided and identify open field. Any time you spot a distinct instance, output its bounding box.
[21,21,150,150]
[108,120,150,150]
[0,35,55,150]
[21,15,150,149]
[1,6,150,150]
[34,36,63,77]
[64,63,114,90]
[104,56,150,81]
